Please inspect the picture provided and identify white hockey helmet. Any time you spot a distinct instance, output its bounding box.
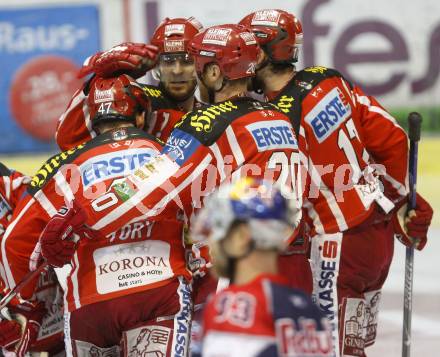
[191,177,301,250]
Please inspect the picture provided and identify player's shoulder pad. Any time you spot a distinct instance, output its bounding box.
[139,83,177,111]
[173,98,276,146]
[28,127,161,195]
[0,162,11,177]
[270,281,328,327]
[28,143,88,195]
[295,66,353,92]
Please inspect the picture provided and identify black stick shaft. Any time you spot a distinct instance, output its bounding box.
[402,112,422,357]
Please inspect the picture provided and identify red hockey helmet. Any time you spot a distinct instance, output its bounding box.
[150,17,204,54]
[239,9,303,64]
[87,74,150,128]
[188,24,260,80]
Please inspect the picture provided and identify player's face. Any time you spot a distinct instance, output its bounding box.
[209,224,250,279]
[209,240,230,278]
[158,53,197,101]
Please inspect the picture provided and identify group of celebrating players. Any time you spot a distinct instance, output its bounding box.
[0,8,434,357]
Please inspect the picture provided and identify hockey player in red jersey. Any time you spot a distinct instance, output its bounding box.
[1,74,196,356]
[0,163,28,240]
[67,23,302,263]
[0,165,65,356]
[190,177,332,357]
[240,9,434,356]
[56,16,204,150]
[30,24,301,354]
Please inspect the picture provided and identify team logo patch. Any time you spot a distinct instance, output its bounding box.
[163,129,200,166]
[165,23,185,36]
[112,128,128,141]
[126,325,171,357]
[94,88,114,104]
[251,10,281,26]
[74,340,120,357]
[304,87,352,143]
[274,95,294,114]
[202,28,232,46]
[341,298,367,356]
[246,120,297,152]
[164,39,185,52]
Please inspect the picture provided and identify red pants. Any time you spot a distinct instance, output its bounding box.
[65,277,192,357]
[310,219,394,357]
[278,253,313,294]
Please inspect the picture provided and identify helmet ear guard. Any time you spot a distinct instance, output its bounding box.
[239,9,303,65]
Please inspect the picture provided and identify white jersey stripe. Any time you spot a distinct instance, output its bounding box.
[303,200,325,234]
[299,125,306,139]
[308,158,348,232]
[56,89,86,140]
[0,197,35,288]
[83,99,95,139]
[34,191,57,217]
[12,176,29,190]
[3,175,10,200]
[356,94,406,133]
[209,143,226,181]
[54,172,75,203]
[225,126,245,166]
[142,155,213,219]
[71,252,81,309]
[341,80,356,106]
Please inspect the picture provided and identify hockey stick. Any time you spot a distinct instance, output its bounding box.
[0,233,80,317]
[0,262,48,316]
[402,112,422,357]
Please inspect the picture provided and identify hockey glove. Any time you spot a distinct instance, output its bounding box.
[393,193,433,250]
[39,200,97,267]
[78,42,159,79]
[0,300,46,357]
[187,242,212,278]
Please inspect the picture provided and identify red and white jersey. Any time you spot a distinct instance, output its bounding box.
[85,97,301,240]
[0,163,29,292]
[270,66,409,235]
[0,163,29,237]
[201,274,333,357]
[1,128,191,312]
[56,82,194,150]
